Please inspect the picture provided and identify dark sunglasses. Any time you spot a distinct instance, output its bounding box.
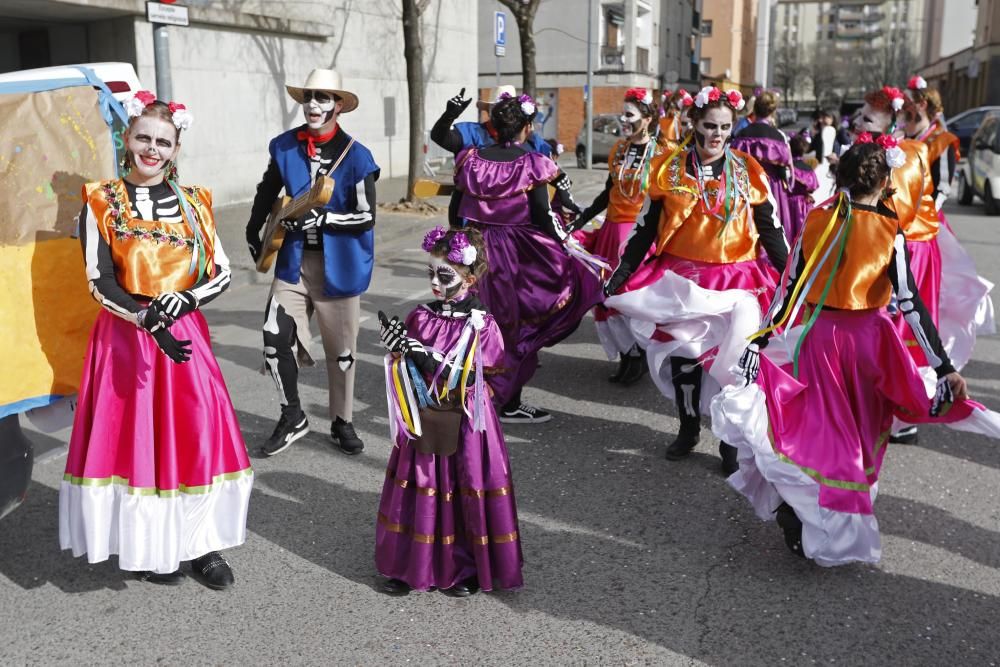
[302,90,339,104]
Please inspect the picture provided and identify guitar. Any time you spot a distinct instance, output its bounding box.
[256,175,335,273]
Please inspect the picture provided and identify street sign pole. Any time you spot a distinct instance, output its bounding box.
[146,1,189,100]
[585,0,594,170]
[494,8,506,89]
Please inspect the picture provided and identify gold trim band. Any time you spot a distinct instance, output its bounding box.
[62,468,253,498]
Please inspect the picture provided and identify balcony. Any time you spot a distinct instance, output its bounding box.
[836,23,884,40]
[601,45,625,70]
[836,8,884,23]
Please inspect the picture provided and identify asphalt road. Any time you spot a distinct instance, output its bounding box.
[3,168,1000,665]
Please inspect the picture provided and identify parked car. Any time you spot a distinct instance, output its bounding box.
[775,107,797,127]
[576,114,623,167]
[956,114,1000,214]
[947,106,1000,157]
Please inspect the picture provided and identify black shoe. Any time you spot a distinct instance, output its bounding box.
[190,551,235,590]
[619,351,649,386]
[331,417,364,455]
[381,578,412,596]
[608,355,628,383]
[665,418,701,460]
[499,402,552,424]
[888,425,919,444]
[441,577,480,597]
[719,441,739,476]
[775,502,806,559]
[262,409,309,456]
[136,570,185,586]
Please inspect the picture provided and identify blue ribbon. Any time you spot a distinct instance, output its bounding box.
[406,358,433,408]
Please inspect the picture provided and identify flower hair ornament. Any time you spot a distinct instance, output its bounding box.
[693,86,745,111]
[855,131,907,169]
[124,90,194,130]
[421,226,477,266]
[625,87,653,106]
[498,91,536,116]
[677,89,694,108]
[907,75,928,91]
[882,86,906,112]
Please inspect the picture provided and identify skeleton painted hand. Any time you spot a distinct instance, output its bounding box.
[737,343,761,385]
[445,88,472,117]
[400,337,426,357]
[281,207,324,232]
[930,374,955,417]
[152,290,197,324]
[378,310,407,353]
[138,308,192,363]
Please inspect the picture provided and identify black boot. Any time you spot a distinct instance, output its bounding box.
[719,441,739,476]
[665,416,701,459]
[608,354,628,383]
[441,576,480,597]
[775,502,806,559]
[619,346,649,386]
[190,551,235,590]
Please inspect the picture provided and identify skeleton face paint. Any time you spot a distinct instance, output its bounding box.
[620,102,650,140]
[302,90,340,130]
[427,256,470,302]
[693,107,734,161]
[853,103,892,137]
[124,115,179,185]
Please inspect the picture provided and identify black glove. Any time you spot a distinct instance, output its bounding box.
[930,375,954,417]
[604,261,634,297]
[246,225,263,262]
[281,207,324,233]
[445,87,472,117]
[566,209,595,233]
[151,290,197,324]
[378,310,407,353]
[737,343,761,385]
[139,309,192,363]
[552,172,583,216]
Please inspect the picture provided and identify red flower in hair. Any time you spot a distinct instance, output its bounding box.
[625,87,651,104]
[168,101,186,113]
[726,90,743,106]
[856,132,874,144]
[707,87,721,102]
[135,90,156,106]
[875,133,897,149]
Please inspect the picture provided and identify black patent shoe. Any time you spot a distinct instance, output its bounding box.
[331,417,364,455]
[619,351,649,386]
[381,578,412,596]
[441,577,480,598]
[608,355,628,383]
[775,502,806,559]
[719,441,739,476]
[136,570,185,586]
[665,419,701,460]
[190,551,235,590]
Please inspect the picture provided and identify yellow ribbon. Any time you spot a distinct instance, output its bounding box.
[392,358,416,434]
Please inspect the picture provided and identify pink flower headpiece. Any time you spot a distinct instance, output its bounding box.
[855,132,906,168]
[421,226,477,266]
[677,89,694,108]
[625,87,653,106]
[124,90,194,130]
[499,91,536,116]
[693,86,745,111]
[907,75,927,91]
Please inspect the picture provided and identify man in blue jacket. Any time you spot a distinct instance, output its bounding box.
[246,69,379,457]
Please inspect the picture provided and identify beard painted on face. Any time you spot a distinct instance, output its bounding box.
[303,91,339,130]
[693,107,733,160]
[620,102,649,140]
[125,115,180,185]
[427,256,471,302]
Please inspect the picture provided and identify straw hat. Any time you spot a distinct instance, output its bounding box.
[285,69,359,113]
[476,84,517,111]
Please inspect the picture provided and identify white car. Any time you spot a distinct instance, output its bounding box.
[957,112,1000,214]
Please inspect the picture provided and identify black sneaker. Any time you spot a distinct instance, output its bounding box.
[441,577,480,598]
[499,403,552,424]
[262,410,309,456]
[888,425,919,444]
[619,351,649,386]
[190,551,235,590]
[775,502,806,559]
[136,570,185,586]
[331,417,364,455]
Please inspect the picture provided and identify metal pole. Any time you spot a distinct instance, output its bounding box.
[152,23,172,101]
[585,0,594,170]
[496,0,501,88]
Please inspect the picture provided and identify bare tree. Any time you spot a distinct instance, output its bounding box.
[772,40,808,104]
[402,0,431,201]
[498,0,542,95]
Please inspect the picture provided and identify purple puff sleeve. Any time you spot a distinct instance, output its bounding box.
[477,314,505,371]
[731,135,792,167]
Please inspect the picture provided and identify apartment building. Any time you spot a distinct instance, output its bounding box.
[920,0,1000,115]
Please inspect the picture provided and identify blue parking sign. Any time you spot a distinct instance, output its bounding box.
[495,11,506,46]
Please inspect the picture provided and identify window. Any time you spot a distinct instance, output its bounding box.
[701,20,712,36]
[700,58,712,75]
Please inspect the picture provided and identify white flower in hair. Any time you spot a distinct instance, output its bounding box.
[470,309,485,330]
[461,244,477,266]
[520,100,536,115]
[885,146,906,169]
[891,97,904,112]
[694,86,713,108]
[124,96,146,118]
[171,108,194,131]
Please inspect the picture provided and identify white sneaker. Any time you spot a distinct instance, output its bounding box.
[499,403,552,424]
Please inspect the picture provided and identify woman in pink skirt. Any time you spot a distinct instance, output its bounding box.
[718,138,1000,566]
[59,93,251,588]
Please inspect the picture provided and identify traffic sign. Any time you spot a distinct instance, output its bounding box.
[147,1,189,26]
[495,11,506,47]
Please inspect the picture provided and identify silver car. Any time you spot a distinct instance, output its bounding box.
[576,114,623,167]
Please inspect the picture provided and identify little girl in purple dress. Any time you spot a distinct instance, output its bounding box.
[375,226,522,597]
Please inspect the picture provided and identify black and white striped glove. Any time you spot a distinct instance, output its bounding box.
[138,308,192,363]
[930,375,954,417]
[737,343,761,386]
[281,207,324,232]
[445,87,472,117]
[378,310,407,353]
[151,290,198,324]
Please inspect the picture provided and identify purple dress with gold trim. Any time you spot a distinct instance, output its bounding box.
[376,299,523,591]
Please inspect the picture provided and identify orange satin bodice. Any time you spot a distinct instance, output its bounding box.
[924,127,960,163]
[605,138,663,222]
[658,114,683,143]
[647,148,771,264]
[83,180,216,298]
[800,205,897,310]
[889,139,938,242]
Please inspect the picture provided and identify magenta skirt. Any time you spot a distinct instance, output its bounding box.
[892,237,942,366]
[575,219,642,325]
[375,406,523,591]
